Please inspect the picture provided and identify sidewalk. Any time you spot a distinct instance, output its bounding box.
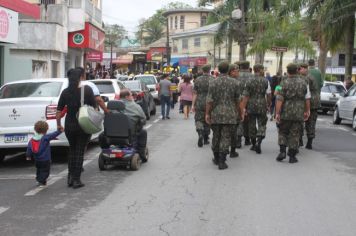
[59,108,356,236]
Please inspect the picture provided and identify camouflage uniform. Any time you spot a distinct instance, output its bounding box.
[237,70,253,144]
[277,74,309,153]
[207,74,241,156]
[194,74,213,143]
[243,72,270,153]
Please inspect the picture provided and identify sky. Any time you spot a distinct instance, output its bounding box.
[102,0,199,36]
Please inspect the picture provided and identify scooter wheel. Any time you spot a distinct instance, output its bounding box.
[130,153,141,171]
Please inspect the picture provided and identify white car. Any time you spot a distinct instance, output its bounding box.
[133,75,159,102]
[319,81,346,114]
[90,79,126,100]
[0,78,100,162]
[333,84,356,130]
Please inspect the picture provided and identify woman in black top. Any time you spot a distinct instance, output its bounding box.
[56,68,97,189]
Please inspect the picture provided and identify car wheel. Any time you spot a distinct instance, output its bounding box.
[322,108,329,114]
[333,107,342,125]
[130,153,141,170]
[353,112,356,131]
[98,153,107,171]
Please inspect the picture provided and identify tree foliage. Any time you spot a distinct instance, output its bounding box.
[104,23,127,49]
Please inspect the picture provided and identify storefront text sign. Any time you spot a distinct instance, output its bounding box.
[0,6,18,44]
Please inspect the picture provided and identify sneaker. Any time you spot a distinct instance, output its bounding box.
[166,116,170,119]
[162,117,166,120]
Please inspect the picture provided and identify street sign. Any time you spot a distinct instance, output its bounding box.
[271,46,288,52]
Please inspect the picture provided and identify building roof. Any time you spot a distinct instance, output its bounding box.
[147,37,168,48]
[171,23,220,39]
[162,8,212,17]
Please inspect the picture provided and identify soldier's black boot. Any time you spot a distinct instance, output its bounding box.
[250,138,256,151]
[299,137,304,147]
[197,130,203,147]
[276,145,287,162]
[212,152,219,165]
[218,153,228,170]
[305,138,313,149]
[255,136,262,154]
[244,137,251,146]
[67,174,73,187]
[288,149,298,163]
[230,147,239,158]
[204,135,210,145]
[236,136,242,149]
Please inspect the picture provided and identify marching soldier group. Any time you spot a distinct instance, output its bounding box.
[192,59,322,170]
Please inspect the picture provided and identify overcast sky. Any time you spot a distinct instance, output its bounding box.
[102,0,198,35]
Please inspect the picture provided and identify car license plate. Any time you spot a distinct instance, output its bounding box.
[4,134,28,143]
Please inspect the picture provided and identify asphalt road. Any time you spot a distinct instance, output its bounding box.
[1,109,356,236]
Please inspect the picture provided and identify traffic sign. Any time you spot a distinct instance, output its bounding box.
[271,46,288,52]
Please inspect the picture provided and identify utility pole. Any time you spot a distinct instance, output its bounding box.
[166,17,171,72]
[239,0,247,61]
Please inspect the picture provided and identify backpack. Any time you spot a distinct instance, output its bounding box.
[30,139,41,154]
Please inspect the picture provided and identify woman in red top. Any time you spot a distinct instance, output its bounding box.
[178,74,194,119]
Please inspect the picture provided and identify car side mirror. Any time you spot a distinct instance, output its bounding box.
[101,96,109,102]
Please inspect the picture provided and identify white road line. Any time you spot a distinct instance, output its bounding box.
[317,118,326,122]
[0,175,36,180]
[0,207,9,215]
[144,124,153,130]
[338,127,349,132]
[352,133,356,136]
[24,159,93,196]
[153,118,160,123]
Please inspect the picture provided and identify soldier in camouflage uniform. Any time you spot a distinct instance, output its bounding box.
[236,61,253,147]
[275,63,311,163]
[206,61,242,170]
[192,64,214,147]
[299,63,320,149]
[228,64,240,157]
[240,64,271,154]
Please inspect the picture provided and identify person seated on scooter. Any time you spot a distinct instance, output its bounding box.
[120,89,148,162]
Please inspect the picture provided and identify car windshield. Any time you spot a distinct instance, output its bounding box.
[124,82,141,91]
[117,76,128,81]
[135,76,156,85]
[329,85,345,94]
[92,82,115,93]
[0,82,63,99]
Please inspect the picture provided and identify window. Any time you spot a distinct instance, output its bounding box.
[0,82,63,99]
[194,37,201,47]
[182,39,188,50]
[338,54,345,66]
[170,17,173,29]
[174,16,178,29]
[180,15,185,29]
[201,15,207,26]
[353,54,356,66]
[92,81,115,93]
[173,45,178,53]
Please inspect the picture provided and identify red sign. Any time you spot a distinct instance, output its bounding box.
[68,22,105,52]
[179,57,207,66]
[86,51,103,61]
[147,47,166,61]
[0,0,40,19]
[0,9,9,38]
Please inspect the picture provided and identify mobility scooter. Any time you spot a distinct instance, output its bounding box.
[98,100,148,171]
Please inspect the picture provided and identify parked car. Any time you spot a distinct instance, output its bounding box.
[333,84,356,130]
[0,78,99,163]
[116,75,129,81]
[123,80,156,120]
[90,79,126,101]
[133,74,159,103]
[319,81,346,114]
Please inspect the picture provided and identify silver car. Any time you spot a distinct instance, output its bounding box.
[333,84,356,130]
[133,75,159,102]
[319,81,346,114]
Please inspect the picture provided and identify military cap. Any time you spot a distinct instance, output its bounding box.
[299,62,308,69]
[253,64,264,71]
[201,64,211,73]
[228,64,239,74]
[239,61,250,70]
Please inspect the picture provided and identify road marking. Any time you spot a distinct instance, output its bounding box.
[0,174,36,180]
[144,124,153,130]
[317,118,326,122]
[352,133,356,137]
[153,118,160,123]
[24,159,93,196]
[0,207,9,215]
[338,127,349,132]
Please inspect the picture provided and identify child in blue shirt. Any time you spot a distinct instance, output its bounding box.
[26,121,62,187]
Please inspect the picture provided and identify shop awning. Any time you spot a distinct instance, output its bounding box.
[0,0,40,19]
[112,54,133,64]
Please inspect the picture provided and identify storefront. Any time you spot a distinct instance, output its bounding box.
[146,47,167,72]
[67,22,105,71]
[176,57,207,74]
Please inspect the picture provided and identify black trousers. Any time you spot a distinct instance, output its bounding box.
[65,130,91,180]
[35,160,50,184]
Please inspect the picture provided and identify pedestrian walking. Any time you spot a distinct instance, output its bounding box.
[26,121,62,187]
[299,63,320,149]
[158,74,173,119]
[308,59,324,93]
[192,64,214,147]
[206,61,242,170]
[240,64,272,154]
[56,68,97,188]
[275,63,311,164]
[178,74,194,119]
[235,61,253,147]
[228,64,241,157]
